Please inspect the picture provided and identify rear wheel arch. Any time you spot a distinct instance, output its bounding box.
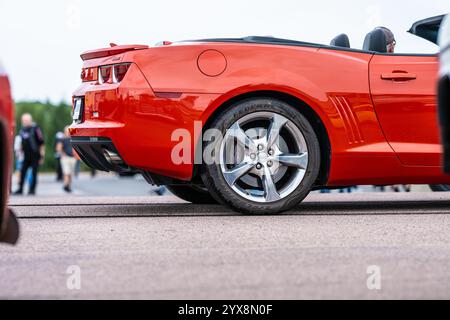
[195,90,331,187]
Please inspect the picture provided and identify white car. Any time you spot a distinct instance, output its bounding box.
[439,14,450,172]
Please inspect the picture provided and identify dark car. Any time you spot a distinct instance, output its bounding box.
[439,14,450,173]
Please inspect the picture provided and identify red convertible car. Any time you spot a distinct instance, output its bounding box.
[70,15,448,214]
[0,61,19,243]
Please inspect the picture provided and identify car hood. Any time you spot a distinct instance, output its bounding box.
[408,15,445,44]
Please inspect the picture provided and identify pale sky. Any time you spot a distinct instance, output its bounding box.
[0,0,448,103]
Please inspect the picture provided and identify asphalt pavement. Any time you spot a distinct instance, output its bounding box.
[1,173,450,299]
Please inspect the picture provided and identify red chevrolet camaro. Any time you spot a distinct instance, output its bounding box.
[0,61,19,243]
[70,15,448,214]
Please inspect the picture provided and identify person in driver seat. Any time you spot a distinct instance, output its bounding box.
[375,27,396,53]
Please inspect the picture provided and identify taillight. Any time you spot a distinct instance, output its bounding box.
[96,63,131,84]
[98,66,112,84]
[81,67,98,82]
[113,64,131,83]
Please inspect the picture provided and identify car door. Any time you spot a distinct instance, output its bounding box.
[369,54,439,166]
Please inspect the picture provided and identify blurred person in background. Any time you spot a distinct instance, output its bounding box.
[13,134,33,186]
[339,186,358,193]
[56,126,76,193]
[154,186,167,196]
[74,158,81,178]
[13,113,45,196]
[392,185,412,192]
[13,134,23,179]
[54,131,64,181]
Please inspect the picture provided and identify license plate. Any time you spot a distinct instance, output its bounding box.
[73,98,83,121]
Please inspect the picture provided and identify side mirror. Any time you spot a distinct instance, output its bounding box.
[0,208,19,244]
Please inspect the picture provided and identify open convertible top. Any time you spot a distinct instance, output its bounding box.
[189,15,446,51]
[190,36,321,48]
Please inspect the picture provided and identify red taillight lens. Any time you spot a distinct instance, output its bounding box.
[98,66,112,84]
[113,64,131,83]
[95,63,131,84]
[81,67,98,82]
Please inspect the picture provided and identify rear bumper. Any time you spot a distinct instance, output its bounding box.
[71,136,189,186]
[71,137,133,173]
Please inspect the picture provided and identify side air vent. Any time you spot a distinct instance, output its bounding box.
[329,95,365,144]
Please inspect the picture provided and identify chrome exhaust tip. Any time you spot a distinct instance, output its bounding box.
[103,149,123,165]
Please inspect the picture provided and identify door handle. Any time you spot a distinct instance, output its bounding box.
[381,72,417,81]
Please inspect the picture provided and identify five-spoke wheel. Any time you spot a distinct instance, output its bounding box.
[220,112,309,203]
[202,98,320,214]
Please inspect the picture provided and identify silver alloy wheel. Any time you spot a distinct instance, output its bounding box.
[219,112,309,203]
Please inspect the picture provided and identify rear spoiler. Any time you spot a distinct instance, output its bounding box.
[81,44,149,61]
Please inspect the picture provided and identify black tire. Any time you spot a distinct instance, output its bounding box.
[201,98,321,214]
[166,184,218,204]
[429,184,450,192]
